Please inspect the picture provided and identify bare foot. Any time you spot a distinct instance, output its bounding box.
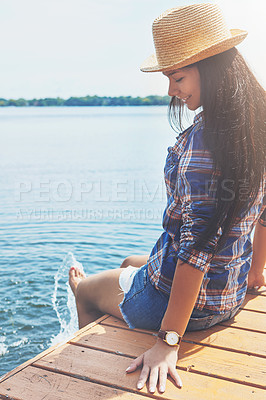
[69,267,86,296]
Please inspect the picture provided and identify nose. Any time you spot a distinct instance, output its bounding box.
[168,79,180,97]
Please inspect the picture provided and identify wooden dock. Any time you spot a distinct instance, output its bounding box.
[0,288,265,399]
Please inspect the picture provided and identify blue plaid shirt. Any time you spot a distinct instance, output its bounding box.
[147,112,265,313]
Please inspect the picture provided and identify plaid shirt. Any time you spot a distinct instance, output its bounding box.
[147,112,265,313]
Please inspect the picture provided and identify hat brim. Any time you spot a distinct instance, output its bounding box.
[140,29,248,72]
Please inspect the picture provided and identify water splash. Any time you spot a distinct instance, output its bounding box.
[50,252,85,346]
[0,337,8,357]
[10,337,28,348]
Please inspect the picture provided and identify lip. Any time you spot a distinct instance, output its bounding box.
[182,95,191,103]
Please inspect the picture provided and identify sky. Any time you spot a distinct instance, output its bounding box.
[0,0,265,99]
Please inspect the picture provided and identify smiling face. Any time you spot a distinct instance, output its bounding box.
[163,66,201,110]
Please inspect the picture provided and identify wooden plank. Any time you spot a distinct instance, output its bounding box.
[241,293,266,313]
[101,316,157,333]
[0,366,143,400]
[220,309,266,333]
[102,317,266,357]
[0,315,109,384]
[248,287,266,297]
[33,344,266,399]
[185,325,266,357]
[71,324,266,389]
[71,322,156,355]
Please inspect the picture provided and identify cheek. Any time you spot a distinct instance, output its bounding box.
[195,84,201,100]
[189,73,201,109]
[189,75,201,102]
[194,73,201,97]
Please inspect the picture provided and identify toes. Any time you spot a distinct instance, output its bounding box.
[69,267,77,278]
[69,266,85,280]
[77,268,86,279]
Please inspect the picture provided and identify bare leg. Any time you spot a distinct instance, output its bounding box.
[120,255,149,269]
[69,266,125,329]
[69,267,101,328]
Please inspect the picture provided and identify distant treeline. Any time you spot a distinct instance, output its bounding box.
[0,95,170,107]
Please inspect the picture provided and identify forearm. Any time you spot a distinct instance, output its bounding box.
[249,222,266,275]
[160,259,204,336]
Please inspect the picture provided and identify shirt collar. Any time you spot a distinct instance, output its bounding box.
[175,111,204,139]
[193,111,204,126]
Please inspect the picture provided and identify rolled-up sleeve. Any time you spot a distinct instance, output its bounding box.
[176,129,222,274]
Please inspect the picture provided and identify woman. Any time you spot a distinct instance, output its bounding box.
[69,4,265,394]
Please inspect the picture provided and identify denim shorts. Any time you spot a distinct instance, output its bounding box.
[119,264,241,331]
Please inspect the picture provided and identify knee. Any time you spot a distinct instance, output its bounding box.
[120,256,135,269]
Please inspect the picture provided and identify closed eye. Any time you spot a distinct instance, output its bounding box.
[175,77,183,83]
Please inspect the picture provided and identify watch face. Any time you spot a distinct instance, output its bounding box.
[166,332,179,345]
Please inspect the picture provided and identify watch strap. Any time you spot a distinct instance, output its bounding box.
[158,330,166,340]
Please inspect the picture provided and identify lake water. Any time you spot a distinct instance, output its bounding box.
[0,106,195,377]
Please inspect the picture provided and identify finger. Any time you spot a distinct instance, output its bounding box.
[158,367,168,393]
[126,354,144,373]
[169,366,182,388]
[148,367,159,393]
[137,365,150,390]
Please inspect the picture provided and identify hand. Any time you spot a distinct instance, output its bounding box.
[247,270,266,291]
[125,339,182,394]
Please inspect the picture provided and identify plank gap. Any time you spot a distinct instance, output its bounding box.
[183,339,266,359]
[240,308,266,315]
[218,323,266,335]
[175,365,266,391]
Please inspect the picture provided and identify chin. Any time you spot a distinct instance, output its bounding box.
[187,105,197,111]
[187,103,201,111]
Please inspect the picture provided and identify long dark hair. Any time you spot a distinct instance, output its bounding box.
[169,48,265,255]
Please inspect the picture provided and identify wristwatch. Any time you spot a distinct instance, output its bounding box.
[158,330,182,346]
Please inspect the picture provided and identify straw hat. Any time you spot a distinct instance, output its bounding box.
[140,4,248,72]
